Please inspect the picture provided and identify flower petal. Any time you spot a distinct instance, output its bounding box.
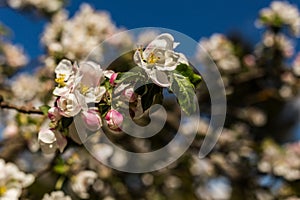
[148,69,170,87]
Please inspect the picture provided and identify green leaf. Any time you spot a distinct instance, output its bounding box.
[39,105,51,115]
[115,67,146,83]
[169,74,197,115]
[175,63,201,87]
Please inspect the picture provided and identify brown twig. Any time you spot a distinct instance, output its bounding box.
[0,95,43,115]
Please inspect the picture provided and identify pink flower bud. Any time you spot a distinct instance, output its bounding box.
[105,109,123,130]
[81,109,102,131]
[109,73,118,86]
[48,107,61,122]
[123,87,137,102]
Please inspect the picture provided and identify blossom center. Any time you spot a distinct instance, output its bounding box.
[0,185,6,196]
[55,74,66,87]
[80,84,90,95]
[147,52,160,64]
[138,47,160,65]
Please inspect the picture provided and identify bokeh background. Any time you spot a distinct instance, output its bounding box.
[1,0,300,200]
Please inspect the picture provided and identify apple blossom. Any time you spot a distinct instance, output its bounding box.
[196,34,240,73]
[71,170,98,199]
[48,106,61,122]
[0,159,34,200]
[109,72,118,86]
[258,1,300,37]
[57,94,81,117]
[2,43,28,68]
[53,59,77,97]
[81,109,102,131]
[123,87,137,103]
[134,33,188,87]
[38,129,67,154]
[74,61,106,108]
[12,74,41,101]
[42,191,71,200]
[105,109,123,130]
[7,0,64,13]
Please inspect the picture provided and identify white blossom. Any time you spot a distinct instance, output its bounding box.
[7,0,64,13]
[11,74,41,101]
[258,1,300,37]
[74,61,106,109]
[262,31,294,57]
[197,34,240,73]
[53,59,77,97]
[292,53,300,76]
[71,170,98,199]
[2,43,28,68]
[38,128,67,154]
[0,159,34,200]
[54,60,106,117]
[41,3,130,68]
[42,191,71,200]
[134,33,188,87]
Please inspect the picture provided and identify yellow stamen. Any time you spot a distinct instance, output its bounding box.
[81,84,89,95]
[55,74,66,87]
[137,46,160,64]
[0,186,7,196]
[147,52,160,64]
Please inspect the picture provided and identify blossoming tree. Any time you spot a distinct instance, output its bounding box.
[1,1,300,200]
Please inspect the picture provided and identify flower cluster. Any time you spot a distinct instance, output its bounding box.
[0,159,34,200]
[134,33,188,87]
[41,3,133,69]
[38,59,116,153]
[42,191,71,200]
[11,74,42,102]
[0,43,28,69]
[0,30,28,85]
[258,140,300,181]
[262,31,294,58]
[7,0,65,14]
[38,33,200,154]
[71,170,98,199]
[257,1,300,37]
[196,34,240,73]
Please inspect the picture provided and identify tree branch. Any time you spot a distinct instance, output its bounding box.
[0,96,43,115]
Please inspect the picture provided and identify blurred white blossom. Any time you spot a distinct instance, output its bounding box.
[258,140,300,181]
[42,191,71,200]
[11,74,41,101]
[292,53,300,76]
[42,3,132,69]
[197,34,240,73]
[257,1,300,37]
[71,170,98,199]
[38,128,67,154]
[7,0,64,13]
[1,43,28,68]
[0,159,34,200]
[262,31,294,57]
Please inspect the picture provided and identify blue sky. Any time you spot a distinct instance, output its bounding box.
[0,0,300,66]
